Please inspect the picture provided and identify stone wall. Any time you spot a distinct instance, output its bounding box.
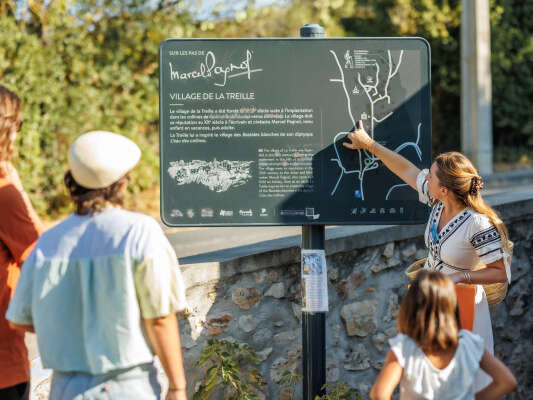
[179,191,533,399]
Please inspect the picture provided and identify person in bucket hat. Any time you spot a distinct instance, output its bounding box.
[7,131,188,400]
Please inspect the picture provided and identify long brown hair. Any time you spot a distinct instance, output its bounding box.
[398,270,459,352]
[435,151,510,251]
[0,85,22,175]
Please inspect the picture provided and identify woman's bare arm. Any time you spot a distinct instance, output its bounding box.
[450,258,507,284]
[343,120,421,190]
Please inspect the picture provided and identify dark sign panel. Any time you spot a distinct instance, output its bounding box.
[159,38,431,226]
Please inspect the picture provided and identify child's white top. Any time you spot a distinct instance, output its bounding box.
[389,329,484,400]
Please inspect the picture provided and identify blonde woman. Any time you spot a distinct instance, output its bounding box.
[0,85,43,399]
[344,121,511,392]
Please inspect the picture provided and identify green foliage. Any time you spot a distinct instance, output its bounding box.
[0,0,194,217]
[194,346,359,400]
[315,381,363,400]
[279,370,302,399]
[280,369,302,388]
[193,339,266,400]
[490,0,533,148]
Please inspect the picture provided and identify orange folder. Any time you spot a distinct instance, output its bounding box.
[455,285,476,331]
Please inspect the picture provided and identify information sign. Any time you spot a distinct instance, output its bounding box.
[160,38,431,226]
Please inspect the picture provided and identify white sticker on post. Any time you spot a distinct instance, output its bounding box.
[301,249,329,312]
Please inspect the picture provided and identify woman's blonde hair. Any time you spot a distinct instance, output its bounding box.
[398,270,460,352]
[435,151,510,251]
[0,85,22,175]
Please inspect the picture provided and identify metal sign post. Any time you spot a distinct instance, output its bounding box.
[300,23,326,400]
[301,223,326,399]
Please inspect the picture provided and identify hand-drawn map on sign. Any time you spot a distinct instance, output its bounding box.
[160,38,431,226]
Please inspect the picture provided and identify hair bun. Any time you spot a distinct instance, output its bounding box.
[470,176,484,195]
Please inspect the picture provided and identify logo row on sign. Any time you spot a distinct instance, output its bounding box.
[169,207,321,219]
[169,207,406,219]
[170,208,269,218]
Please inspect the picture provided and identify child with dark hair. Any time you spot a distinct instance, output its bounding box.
[370,270,516,400]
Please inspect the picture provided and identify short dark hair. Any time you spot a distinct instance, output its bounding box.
[64,171,127,215]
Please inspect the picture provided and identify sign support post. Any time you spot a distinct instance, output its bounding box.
[301,223,326,399]
[300,23,326,400]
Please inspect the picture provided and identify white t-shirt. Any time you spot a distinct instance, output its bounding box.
[390,330,484,400]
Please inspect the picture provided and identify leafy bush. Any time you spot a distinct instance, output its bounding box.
[491,0,533,149]
[193,339,265,400]
[279,370,302,399]
[0,1,194,217]
[315,381,363,400]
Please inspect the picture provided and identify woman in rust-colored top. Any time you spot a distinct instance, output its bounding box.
[0,85,42,400]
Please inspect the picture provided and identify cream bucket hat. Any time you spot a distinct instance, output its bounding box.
[68,131,141,189]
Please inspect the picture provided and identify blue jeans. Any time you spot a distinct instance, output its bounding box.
[49,362,161,400]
